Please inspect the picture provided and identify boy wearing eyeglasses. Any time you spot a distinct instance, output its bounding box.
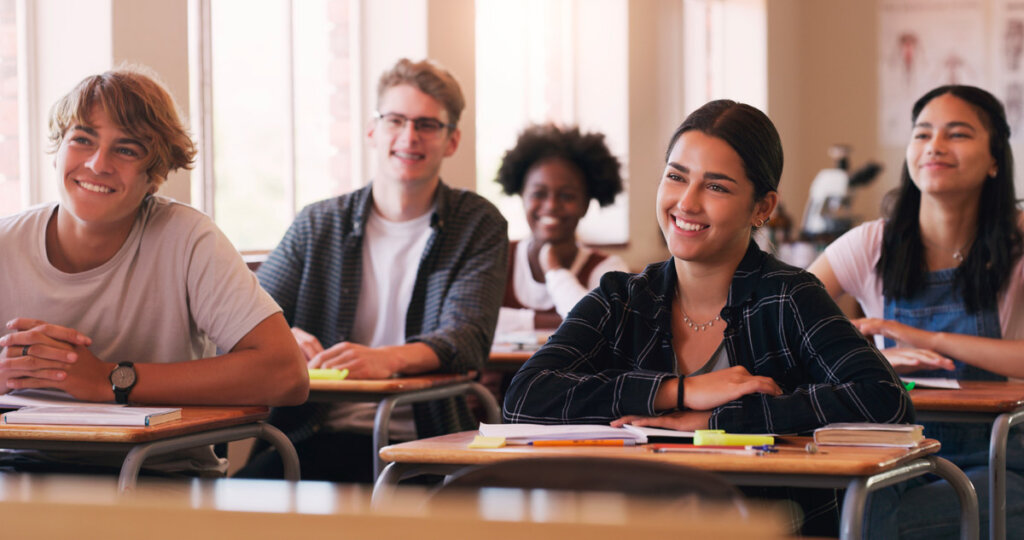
[239,58,508,482]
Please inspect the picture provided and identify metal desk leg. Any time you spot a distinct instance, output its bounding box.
[257,422,301,481]
[467,381,501,423]
[371,461,409,504]
[840,457,978,540]
[373,396,399,481]
[118,422,301,492]
[931,456,981,540]
[989,409,1024,540]
[370,381,502,480]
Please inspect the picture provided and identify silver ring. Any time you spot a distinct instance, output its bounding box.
[21,345,29,357]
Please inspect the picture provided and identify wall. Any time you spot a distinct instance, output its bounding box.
[111,0,190,203]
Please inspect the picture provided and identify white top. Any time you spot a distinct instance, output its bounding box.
[0,196,281,471]
[497,240,629,333]
[823,217,1024,346]
[326,207,434,438]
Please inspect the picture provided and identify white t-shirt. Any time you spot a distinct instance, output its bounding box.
[823,217,1024,345]
[497,239,630,333]
[326,207,434,438]
[0,196,281,471]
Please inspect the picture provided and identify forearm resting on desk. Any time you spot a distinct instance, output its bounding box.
[129,313,308,406]
[855,317,1024,378]
[308,342,441,378]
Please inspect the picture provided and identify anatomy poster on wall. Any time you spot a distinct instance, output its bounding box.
[994,0,1024,140]
[879,0,986,145]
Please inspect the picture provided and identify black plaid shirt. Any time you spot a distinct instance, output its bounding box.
[504,241,913,435]
[258,181,508,374]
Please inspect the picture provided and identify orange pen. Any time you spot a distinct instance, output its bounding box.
[529,439,636,447]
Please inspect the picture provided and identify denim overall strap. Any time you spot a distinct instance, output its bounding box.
[884,266,1013,469]
[883,267,1003,380]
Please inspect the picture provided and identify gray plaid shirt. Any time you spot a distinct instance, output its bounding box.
[504,241,913,435]
[258,181,508,374]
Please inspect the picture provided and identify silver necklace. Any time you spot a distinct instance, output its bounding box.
[922,235,971,264]
[680,306,721,332]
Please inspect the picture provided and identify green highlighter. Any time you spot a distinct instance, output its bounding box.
[694,429,775,447]
[308,368,350,380]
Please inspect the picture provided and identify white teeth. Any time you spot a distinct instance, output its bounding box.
[77,180,113,193]
[539,216,559,225]
[394,152,422,160]
[674,217,706,232]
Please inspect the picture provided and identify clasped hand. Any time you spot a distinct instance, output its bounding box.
[0,318,111,400]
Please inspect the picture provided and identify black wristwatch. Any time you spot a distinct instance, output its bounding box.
[109,362,137,404]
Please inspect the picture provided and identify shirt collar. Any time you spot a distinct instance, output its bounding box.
[352,179,452,236]
[631,239,766,328]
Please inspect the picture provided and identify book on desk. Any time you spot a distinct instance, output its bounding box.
[2,406,181,427]
[813,423,924,447]
[0,389,181,427]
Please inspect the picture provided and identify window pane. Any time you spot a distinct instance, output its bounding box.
[206,0,351,251]
[476,0,629,245]
[295,0,353,210]
[210,0,291,251]
[0,0,19,217]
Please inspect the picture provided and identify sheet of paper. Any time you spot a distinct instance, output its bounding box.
[902,377,961,389]
[478,422,646,444]
[623,425,695,438]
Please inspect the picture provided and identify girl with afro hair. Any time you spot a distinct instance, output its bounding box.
[495,124,628,331]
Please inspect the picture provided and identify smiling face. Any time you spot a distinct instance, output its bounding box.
[368,84,460,191]
[522,158,589,245]
[657,131,776,267]
[907,93,998,199]
[54,105,154,234]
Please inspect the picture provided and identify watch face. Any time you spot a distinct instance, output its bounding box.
[111,365,136,388]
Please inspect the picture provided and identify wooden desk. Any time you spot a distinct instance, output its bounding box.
[0,474,790,540]
[376,431,979,540]
[487,331,550,371]
[308,374,500,479]
[0,406,299,491]
[912,381,1024,540]
[486,346,533,369]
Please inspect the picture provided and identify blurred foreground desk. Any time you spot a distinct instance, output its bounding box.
[377,431,979,540]
[0,474,789,540]
[308,374,500,479]
[0,406,298,491]
[912,381,1024,540]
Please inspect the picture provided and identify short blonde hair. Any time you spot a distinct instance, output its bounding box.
[376,58,465,127]
[48,65,197,188]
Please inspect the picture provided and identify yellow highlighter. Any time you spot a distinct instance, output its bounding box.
[694,429,774,447]
[308,368,349,380]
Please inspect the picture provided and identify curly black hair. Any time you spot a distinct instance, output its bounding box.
[495,124,623,207]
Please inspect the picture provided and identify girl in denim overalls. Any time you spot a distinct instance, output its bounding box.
[812,85,1024,539]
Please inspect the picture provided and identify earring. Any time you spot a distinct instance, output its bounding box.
[754,217,769,228]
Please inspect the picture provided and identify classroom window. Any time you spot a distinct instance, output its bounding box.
[0,0,20,217]
[190,0,355,252]
[682,0,767,114]
[475,0,630,245]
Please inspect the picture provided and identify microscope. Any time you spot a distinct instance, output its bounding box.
[800,144,881,242]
